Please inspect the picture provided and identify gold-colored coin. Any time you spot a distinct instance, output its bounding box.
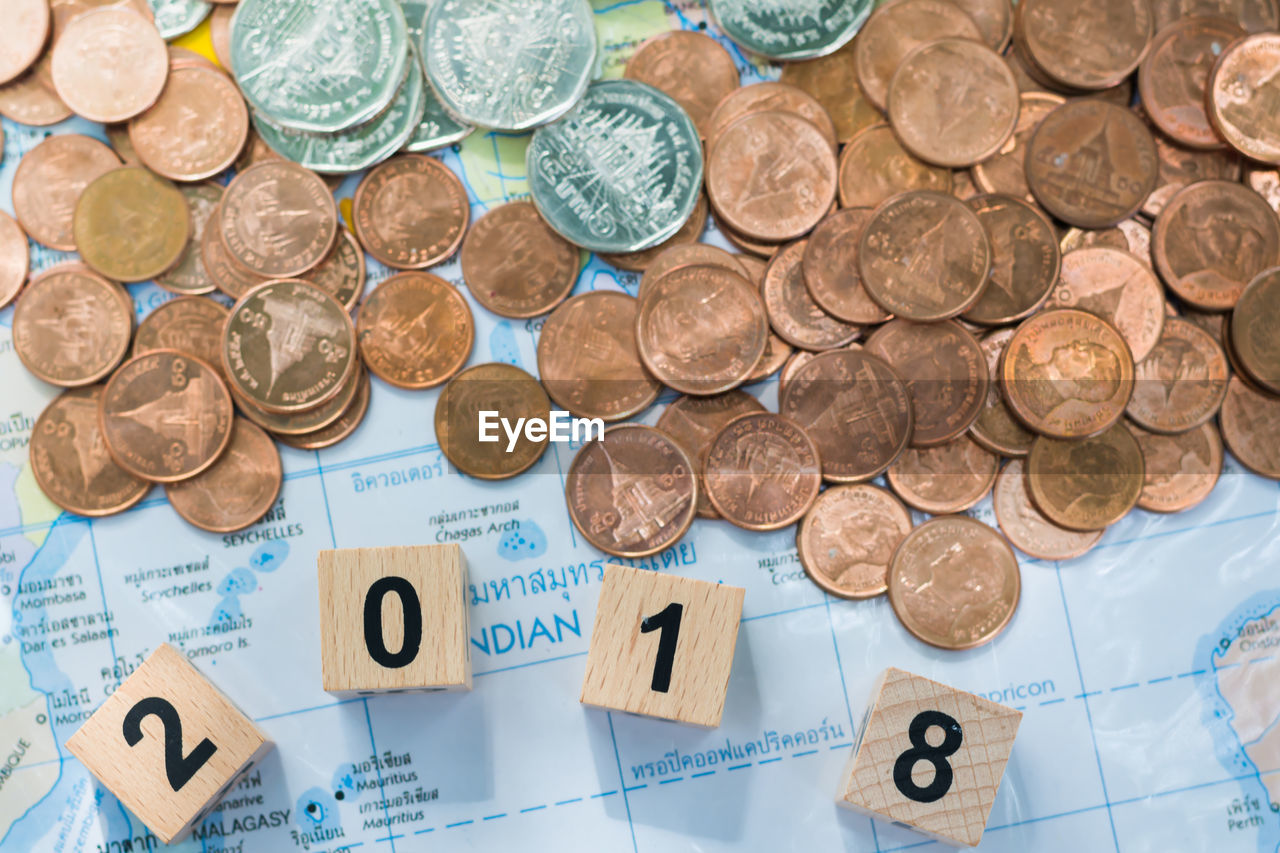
[73,166,190,282]
[1026,424,1145,531]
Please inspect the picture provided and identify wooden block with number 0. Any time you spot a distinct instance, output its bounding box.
[837,668,1021,848]
[65,643,272,844]
[318,544,471,695]
[580,563,744,727]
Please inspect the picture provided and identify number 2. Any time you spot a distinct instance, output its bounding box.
[640,602,682,693]
[893,710,963,804]
[122,697,218,792]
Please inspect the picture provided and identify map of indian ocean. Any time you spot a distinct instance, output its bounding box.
[2,3,1280,852]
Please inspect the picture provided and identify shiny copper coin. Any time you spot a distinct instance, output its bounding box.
[837,123,952,209]
[1247,165,1280,214]
[780,348,913,482]
[1127,316,1230,433]
[625,31,739,139]
[706,110,837,243]
[718,220,783,259]
[203,200,267,300]
[275,369,371,451]
[888,515,1020,650]
[357,272,473,390]
[74,166,190,283]
[51,6,167,122]
[128,64,248,181]
[220,161,338,279]
[762,241,860,351]
[853,0,985,112]
[99,350,234,483]
[1027,424,1145,530]
[993,459,1103,560]
[1208,33,1280,165]
[1048,247,1166,363]
[436,363,551,480]
[636,264,769,395]
[0,52,73,126]
[352,153,469,270]
[797,484,913,600]
[302,227,365,313]
[157,182,222,296]
[971,92,1064,201]
[460,200,578,318]
[538,291,661,422]
[951,0,1014,51]
[234,362,362,436]
[1233,268,1280,395]
[778,40,883,144]
[1017,0,1153,91]
[12,134,120,251]
[887,434,999,514]
[0,0,48,85]
[565,423,697,558]
[1140,16,1245,150]
[704,412,822,531]
[656,391,766,519]
[637,243,749,301]
[222,279,358,413]
[802,208,889,325]
[706,82,837,152]
[1220,375,1280,479]
[1152,0,1278,33]
[0,211,29,310]
[887,38,1020,168]
[1153,180,1280,312]
[1126,421,1222,513]
[600,194,708,272]
[165,417,281,532]
[133,296,228,380]
[963,194,1059,326]
[971,328,1036,456]
[1142,135,1243,219]
[13,265,132,387]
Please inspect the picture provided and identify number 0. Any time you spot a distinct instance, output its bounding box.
[640,602,682,693]
[363,576,423,669]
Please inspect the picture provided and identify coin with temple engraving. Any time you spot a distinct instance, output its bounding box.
[203,201,268,300]
[234,361,363,436]
[1127,316,1229,433]
[797,484,912,600]
[133,296,229,379]
[128,64,248,181]
[461,201,579,319]
[436,363,551,480]
[12,134,120,251]
[1018,0,1153,91]
[1208,33,1280,164]
[706,82,838,152]
[357,272,474,390]
[656,391,766,520]
[709,0,870,60]
[993,458,1103,560]
[276,369,371,450]
[302,227,366,313]
[353,153,469,270]
[704,412,822,531]
[14,265,133,388]
[1027,425,1145,531]
[220,161,339,279]
[637,243,749,301]
[853,0,984,112]
[166,417,282,532]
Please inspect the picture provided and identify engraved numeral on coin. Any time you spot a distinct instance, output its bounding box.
[363,576,423,669]
[892,710,963,804]
[121,697,218,792]
[639,602,682,693]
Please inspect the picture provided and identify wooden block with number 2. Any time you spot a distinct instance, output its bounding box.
[580,564,745,728]
[837,668,1022,848]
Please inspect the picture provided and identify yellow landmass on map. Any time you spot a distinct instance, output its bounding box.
[1216,611,1280,809]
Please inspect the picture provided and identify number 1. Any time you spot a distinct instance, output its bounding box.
[640,602,682,693]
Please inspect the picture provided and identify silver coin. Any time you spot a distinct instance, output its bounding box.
[400,0,473,152]
[230,0,410,133]
[149,0,211,39]
[423,0,596,132]
[527,79,704,253]
[708,0,871,60]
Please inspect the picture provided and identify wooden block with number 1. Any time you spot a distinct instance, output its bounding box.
[65,643,272,844]
[580,563,745,727]
[837,667,1022,848]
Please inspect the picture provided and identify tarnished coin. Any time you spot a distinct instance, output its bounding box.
[1127,316,1230,433]
[1001,309,1135,439]
[706,82,838,152]
[1027,424,1145,531]
[656,391,766,519]
[133,296,229,377]
[1127,421,1222,514]
[709,0,870,60]
[1153,180,1280,312]
[74,166,190,283]
[564,423,696,558]
[707,110,837,243]
[303,227,366,313]
[99,349,234,483]
[1026,100,1159,229]
[157,182,223,296]
[797,484,912,600]
[52,6,167,122]
[220,161,338,279]
[1047,247,1166,363]
[0,0,49,85]
[12,134,120,251]
[951,0,1014,51]
[803,208,889,325]
[636,243,749,301]
[202,201,267,300]
[887,435,999,515]
[762,241,860,351]
[222,279,358,413]
[1220,374,1280,479]
[636,264,769,395]
[357,272,473,389]
[704,412,822,531]
[887,515,1020,651]
[971,92,1063,201]
[778,41,883,143]
[166,417,282,532]
[1142,136,1243,219]
[436,363,552,480]
[128,64,248,181]
[352,153,468,270]
[780,348,913,482]
[971,328,1036,457]
[234,360,362,436]
[1152,0,1278,33]
[538,291,661,422]
[1018,0,1153,91]
[625,31,738,139]
[14,265,133,387]
[1139,16,1245,150]
[1233,268,1280,395]
[461,201,578,318]
[853,0,984,112]
[0,51,74,127]
[859,191,992,322]
[963,194,1060,326]
[1208,33,1280,164]
[993,459,1103,560]
[600,194,708,273]
[887,38,1019,168]
[837,124,952,210]
[0,211,29,310]
[30,386,150,517]
[276,369,371,450]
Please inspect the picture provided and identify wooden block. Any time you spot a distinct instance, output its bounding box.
[317,544,471,695]
[580,563,744,727]
[837,667,1021,848]
[65,643,272,844]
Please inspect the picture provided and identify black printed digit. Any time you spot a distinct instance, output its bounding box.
[892,710,963,804]
[122,697,218,792]
[363,576,423,669]
[640,602,683,693]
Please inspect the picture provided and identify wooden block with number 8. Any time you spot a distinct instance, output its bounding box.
[837,668,1021,847]
[318,544,471,695]
[65,643,272,844]
[580,563,744,728]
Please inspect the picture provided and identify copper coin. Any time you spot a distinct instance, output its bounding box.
[706,110,837,243]
[962,194,1060,326]
[1208,33,1280,164]
[0,52,73,126]
[600,194,708,272]
[718,220,783,259]
[1017,0,1153,91]
[51,6,167,122]
[13,265,132,387]
[888,515,1020,650]
[0,211,29,310]
[1152,0,1278,33]
[276,368,371,451]
[435,363,551,480]
[780,348,913,482]
[564,423,697,558]
[1027,424,1145,530]
[352,153,469,270]
[950,0,1014,51]
[165,417,281,532]
[853,0,985,112]
[1142,135,1242,219]
[762,241,860,351]
[233,360,362,436]
[971,92,1064,201]
[1153,180,1280,312]
[1027,100,1159,229]
[303,227,365,313]
[1126,421,1222,513]
[209,5,233,70]
[625,30,739,139]
[74,166,190,283]
[703,412,822,531]
[993,458,1103,560]
[202,201,267,300]
[157,182,223,296]
[887,38,1020,169]
[30,385,150,517]
[537,291,661,422]
[99,349,234,483]
[797,484,913,600]
[1247,165,1280,214]
[656,390,766,519]
[128,64,248,182]
[1,0,48,85]
[357,272,473,390]
[637,243,750,301]
[222,279,358,413]
[1219,374,1280,479]
[707,82,838,153]
[1001,308,1135,439]
[1047,247,1166,363]
[742,329,794,385]
[778,40,883,144]
[12,134,120,251]
[1127,315,1230,433]
[971,328,1036,456]
[802,208,890,325]
[1232,267,1280,394]
[1060,219,1153,263]
[1181,306,1227,342]
[460,200,579,318]
[133,296,228,378]
[636,264,769,395]
[837,123,953,209]
[220,161,338,279]
[888,434,999,514]
[1139,16,1245,150]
